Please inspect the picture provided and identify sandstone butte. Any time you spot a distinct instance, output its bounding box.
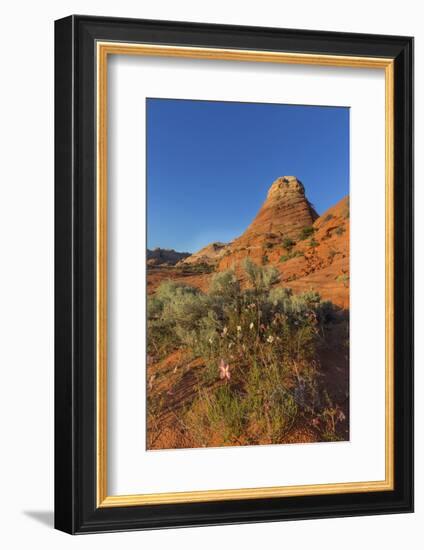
[147,176,350,309]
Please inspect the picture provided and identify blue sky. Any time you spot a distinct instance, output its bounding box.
[147,98,349,253]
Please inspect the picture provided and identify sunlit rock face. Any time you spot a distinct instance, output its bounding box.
[218,176,319,270]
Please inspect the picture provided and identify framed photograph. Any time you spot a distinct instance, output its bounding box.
[54,15,413,534]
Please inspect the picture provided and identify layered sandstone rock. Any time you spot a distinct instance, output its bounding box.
[277,195,350,309]
[219,176,318,270]
[244,176,318,240]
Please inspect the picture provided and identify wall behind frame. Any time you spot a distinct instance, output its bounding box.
[0,0,419,548]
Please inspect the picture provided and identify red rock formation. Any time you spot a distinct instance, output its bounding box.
[218,176,318,271]
[147,176,349,308]
[243,176,318,240]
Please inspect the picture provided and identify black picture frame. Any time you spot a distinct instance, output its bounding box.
[55,14,414,534]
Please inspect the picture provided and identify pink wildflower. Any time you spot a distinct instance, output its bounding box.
[148,374,156,390]
[218,359,231,381]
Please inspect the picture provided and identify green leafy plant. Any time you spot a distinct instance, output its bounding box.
[180,262,215,274]
[299,226,316,240]
[147,261,346,447]
[335,273,349,288]
[281,237,295,251]
[280,250,304,263]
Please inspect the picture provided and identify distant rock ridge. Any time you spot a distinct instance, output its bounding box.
[147,247,191,266]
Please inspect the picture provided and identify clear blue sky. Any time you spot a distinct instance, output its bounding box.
[147,98,349,253]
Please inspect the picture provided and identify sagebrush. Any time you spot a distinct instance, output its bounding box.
[147,259,347,446]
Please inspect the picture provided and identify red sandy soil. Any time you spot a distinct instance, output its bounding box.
[147,318,349,450]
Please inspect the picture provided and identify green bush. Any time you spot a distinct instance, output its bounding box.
[148,261,342,445]
[282,237,295,250]
[188,385,248,443]
[299,226,316,240]
[180,262,215,274]
[280,250,304,263]
[335,273,349,286]
[209,269,240,301]
[243,258,279,293]
[147,281,211,355]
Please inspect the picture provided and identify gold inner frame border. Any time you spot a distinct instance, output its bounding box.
[96,42,394,508]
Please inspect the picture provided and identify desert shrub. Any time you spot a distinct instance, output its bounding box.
[299,226,315,240]
[147,281,213,356]
[280,250,304,263]
[209,269,240,302]
[148,262,344,445]
[244,360,298,442]
[324,214,333,222]
[185,385,248,445]
[314,391,346,442]
[335,273,349,287]
[335,226,345,236]
[186,358,300,446]
[243,258,279,294]
[180,262,215,274]
[309,238,319,248]
[282,237,295,250]
[314,299,337,323]
[262,254,269,264]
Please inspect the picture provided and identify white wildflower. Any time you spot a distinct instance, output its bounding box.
[337,410,346,422]
[249,322,254,330]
